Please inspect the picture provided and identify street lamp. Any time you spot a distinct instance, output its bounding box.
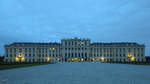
[130,56,135,61]
[47,57,50,62]
[101,57,104,62]
[75,58,78,62]
[128,53,135,62]
[15,57,19,62]
[81,58,84,62]
[15,53,25,62]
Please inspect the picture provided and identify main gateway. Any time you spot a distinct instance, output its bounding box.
[4,37,145,62]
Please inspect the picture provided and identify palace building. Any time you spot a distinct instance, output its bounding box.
[4,37,146,63]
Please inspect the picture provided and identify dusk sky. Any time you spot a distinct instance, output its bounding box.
[0,0,150,56]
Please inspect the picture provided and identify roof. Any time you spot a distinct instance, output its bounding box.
[91,42,145,46]
[5,42,61,47]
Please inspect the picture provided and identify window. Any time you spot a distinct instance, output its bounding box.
[107,54,109,57]
[141,48,144,52]
[123,54,126,57]
[134,48,136,51]
[68,53,70,58]
[116,48,118,52]
[6,54,8,57]
[85,41,87,46]
[29,54,31,57]
[134,54,136,57]
[68,42,70,46]
[39,54,41,57]
[85,53,87,58]
[42,59,44,62]
[14,48,16,52]
[100,49,102,52]
[137,54,139,57]
[120,54,122,57]
[75,42,77,45]
[129,48,131,52]
[29,48,31,53]
[75,53,77,57]
[25,48,27,53]
[56,48,57,52]
[42,54,44,57]
[104,49,106,52]
[138,48,140,52]
[110,54,112,57]
[123,48,125,52]
[120,48,122,52]
[82,53,84,57]
[104,54,106,57]
[14,54,16,57]
[10,54,12,57]
[42,49,44,53]
[65,42,67,45]
[100,54,102,56]
[10,48,12,52]
[141,54,143,57]
[116,54,118,57]
[65,53,67,56]
[82,48,84,50]
[72,53,74,57]
[6,49,8,53]
[25,54,27,57]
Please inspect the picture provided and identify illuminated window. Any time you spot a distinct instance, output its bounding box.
[81,41,84,45]
[50,48,55,51]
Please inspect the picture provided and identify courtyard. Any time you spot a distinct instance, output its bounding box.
[0,62,150,84]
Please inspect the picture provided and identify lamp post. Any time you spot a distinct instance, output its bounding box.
[15,53,25,63]
[101,57,104,62]
[47,57,50,62]
[128,53,135,62]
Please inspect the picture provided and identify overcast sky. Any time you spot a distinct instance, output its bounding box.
[0,0,150,56]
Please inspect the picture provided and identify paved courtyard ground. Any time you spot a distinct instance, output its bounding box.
[0,62,150,84]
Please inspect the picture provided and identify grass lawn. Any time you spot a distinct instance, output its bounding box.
[0,62,53,70]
